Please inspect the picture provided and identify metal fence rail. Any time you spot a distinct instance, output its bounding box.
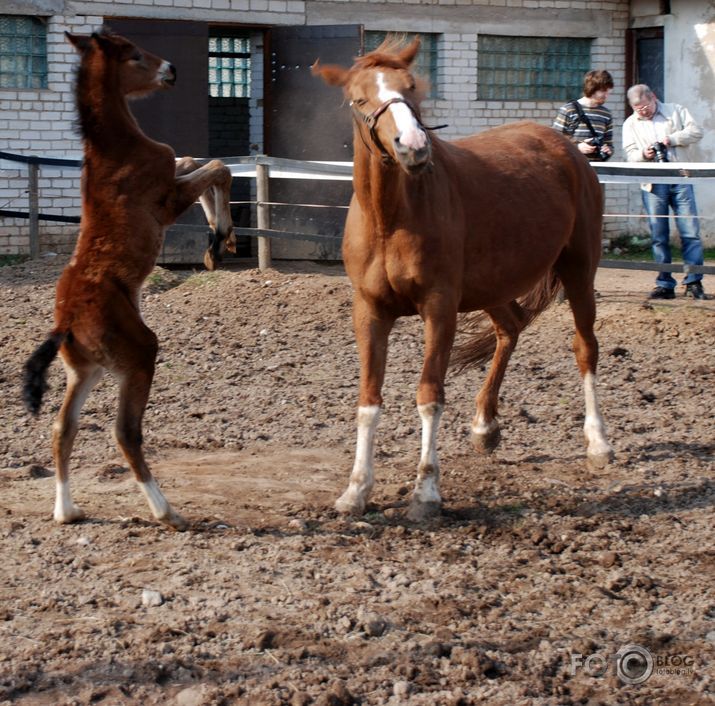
[2,151,714,272]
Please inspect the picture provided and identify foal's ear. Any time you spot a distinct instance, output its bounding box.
[311,60,349,87]
[398,37,422,67]
[65,32,93,53]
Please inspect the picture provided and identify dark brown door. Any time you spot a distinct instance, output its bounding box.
[268,25,361,259]
[105,18,209,157]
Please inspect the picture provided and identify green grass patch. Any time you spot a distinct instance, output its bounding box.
[605,245,715,262]
[184,271,222,288]
[0,254,29,267]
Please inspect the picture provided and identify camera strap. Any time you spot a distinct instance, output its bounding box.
[570,100,600,141]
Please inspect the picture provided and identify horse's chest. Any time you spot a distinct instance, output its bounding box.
[355,257,428,312]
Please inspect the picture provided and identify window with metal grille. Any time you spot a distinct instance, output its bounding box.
[478,35,591,101]
[0,15,47,90]
[209,34,251,98]
[364,32,439,98]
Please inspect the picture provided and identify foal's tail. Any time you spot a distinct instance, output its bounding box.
[450,271,561,372]
[22,331,67,416]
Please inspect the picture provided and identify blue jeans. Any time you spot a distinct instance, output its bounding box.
[642,184,704,288]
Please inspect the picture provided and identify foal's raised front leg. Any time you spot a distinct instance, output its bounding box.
[407,304,457,521]
[174,158,235,271]
[471,303,524,454]
[335,297,395,516]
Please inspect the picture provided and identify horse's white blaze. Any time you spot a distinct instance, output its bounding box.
[336,405,380,512]
[54,480,79,523]
[414,403,443,503]
[376,72,426,150]
[139,478,171,520]
[583,372,612,455]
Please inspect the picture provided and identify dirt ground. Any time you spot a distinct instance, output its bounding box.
[0,254,713,706]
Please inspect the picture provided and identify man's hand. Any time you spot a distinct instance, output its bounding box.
[578,141,598,156]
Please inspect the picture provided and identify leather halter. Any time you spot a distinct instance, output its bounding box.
[350,97,444,164]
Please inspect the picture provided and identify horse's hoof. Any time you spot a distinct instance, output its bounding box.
[335,492,366,516]
[471,425,501,455]
[406,498,441,522]
[587,447,614,470]
[54,505,85,524]
[203,249,216,271]
[161,510,189,531]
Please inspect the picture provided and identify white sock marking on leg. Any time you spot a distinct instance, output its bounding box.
[414,403,443,504]
[139,478,170,520]
[337,405,381,511]
[54,480,76,522]
[583,371,612,455]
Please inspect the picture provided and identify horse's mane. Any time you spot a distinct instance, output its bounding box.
[354,35,413,71]
[72,28,125,140]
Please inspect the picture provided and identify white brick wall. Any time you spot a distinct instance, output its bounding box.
[1,0,643,256]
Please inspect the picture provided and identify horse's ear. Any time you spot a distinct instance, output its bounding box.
[311,60,349,87]
[398,37,421,67]
[65,32,92,53]
[91,32,112,53]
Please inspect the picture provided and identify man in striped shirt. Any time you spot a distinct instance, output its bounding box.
[552,70,614,161]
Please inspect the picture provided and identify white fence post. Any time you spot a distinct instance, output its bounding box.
[256,160,271,270]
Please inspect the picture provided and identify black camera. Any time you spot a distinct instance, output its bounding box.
[588,135,611,162]
[651,141,669,162]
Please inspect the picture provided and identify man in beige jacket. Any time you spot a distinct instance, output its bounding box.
[623,84,706,300]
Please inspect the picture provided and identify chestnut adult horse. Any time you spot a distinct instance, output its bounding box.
[22,30,235,530]
[313,37,614,521]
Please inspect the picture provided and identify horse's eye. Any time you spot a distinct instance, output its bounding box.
[354,98,368,106]
[130,51,142,62]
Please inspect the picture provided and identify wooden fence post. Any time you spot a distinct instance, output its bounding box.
[256,161,271,270]
[28,162,40,259]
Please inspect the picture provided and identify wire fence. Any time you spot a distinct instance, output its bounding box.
[1,151,714,273]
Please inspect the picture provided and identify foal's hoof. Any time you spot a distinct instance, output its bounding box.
[160,509,189,532]
[406,498,441,523]
[471,425,501,455]
[225,229,237,254]
[54,505,85,525]
[587,446,615,470]
[335,492,366,517]
[203,248,217,271]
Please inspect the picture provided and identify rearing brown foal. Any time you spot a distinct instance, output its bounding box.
[22,30,235,529]
[314,37,613,521]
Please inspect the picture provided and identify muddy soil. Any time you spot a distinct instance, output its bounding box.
[0,255,713,705]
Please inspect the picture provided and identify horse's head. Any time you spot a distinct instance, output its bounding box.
[313,37,432,174]
[65,30,176,98]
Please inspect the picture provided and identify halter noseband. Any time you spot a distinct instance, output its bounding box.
[350,97,445,164]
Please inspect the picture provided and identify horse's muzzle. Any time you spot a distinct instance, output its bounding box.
[393,137,432,174]
[161,63,177,87]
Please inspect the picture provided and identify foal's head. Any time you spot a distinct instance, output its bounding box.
[65,30,176,99]
[313,37,432,174]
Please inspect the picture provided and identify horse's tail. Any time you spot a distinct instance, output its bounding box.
[23,330,68,416]
[450,271,562,372]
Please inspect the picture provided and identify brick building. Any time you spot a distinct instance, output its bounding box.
[1,0,712,259]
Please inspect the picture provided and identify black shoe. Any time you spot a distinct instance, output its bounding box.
[649,286,675,300]
[684,281,706,300]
